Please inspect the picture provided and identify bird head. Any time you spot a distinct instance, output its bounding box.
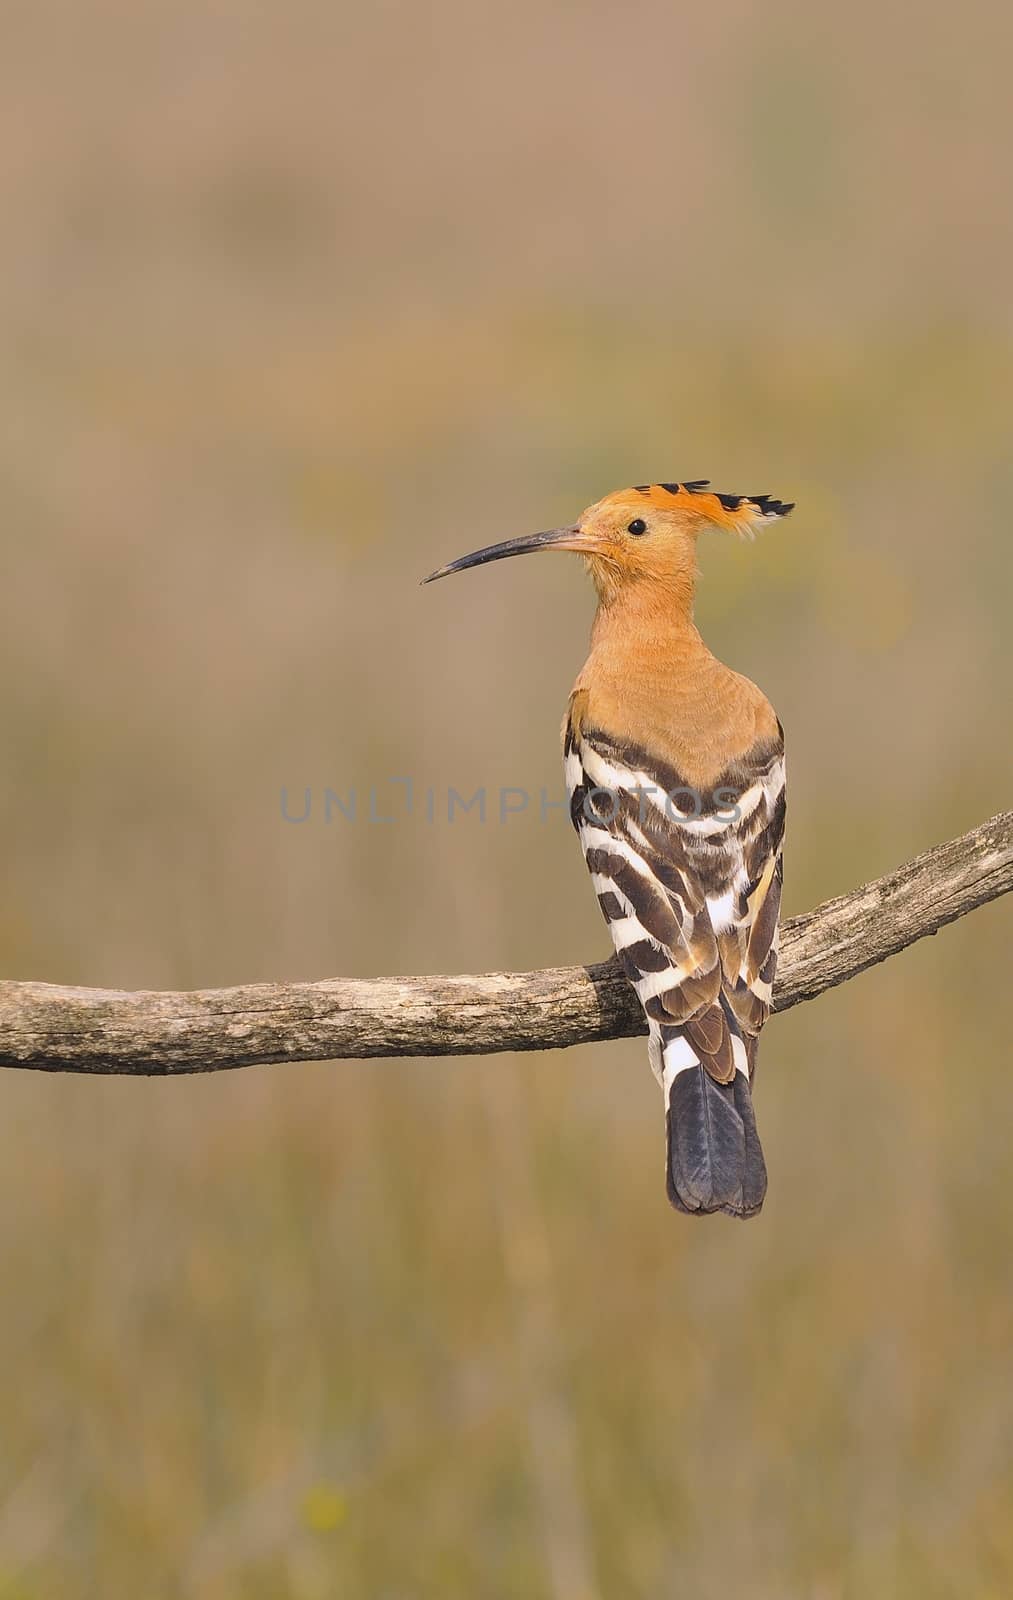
[423,482,793,606]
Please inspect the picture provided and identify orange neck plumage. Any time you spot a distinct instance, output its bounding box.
[571,575,778,791]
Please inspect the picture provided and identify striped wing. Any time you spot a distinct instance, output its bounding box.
[564,715,785,1217]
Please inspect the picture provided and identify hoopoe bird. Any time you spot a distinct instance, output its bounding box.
[424,482,792,1217]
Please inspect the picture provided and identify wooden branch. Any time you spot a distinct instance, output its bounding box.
[1,811,1010,1077]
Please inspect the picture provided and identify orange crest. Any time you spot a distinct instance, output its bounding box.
[593,482,794,541]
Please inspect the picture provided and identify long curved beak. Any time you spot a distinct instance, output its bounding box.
[422,525,588,584]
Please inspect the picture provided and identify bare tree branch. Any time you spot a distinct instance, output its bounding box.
[1,811,1010,1076]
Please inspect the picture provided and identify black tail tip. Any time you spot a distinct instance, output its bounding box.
[666,1068,767,1219]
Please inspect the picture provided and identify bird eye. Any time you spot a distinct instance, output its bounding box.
[626,518,647,536]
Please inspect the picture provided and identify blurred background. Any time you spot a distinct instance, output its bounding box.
[2,1,1012,1595]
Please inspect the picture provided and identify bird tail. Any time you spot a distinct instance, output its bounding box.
[651,1026,767,1218]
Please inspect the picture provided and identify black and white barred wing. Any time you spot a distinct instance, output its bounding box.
[713,743,786,1073]
[564,720,785,1217]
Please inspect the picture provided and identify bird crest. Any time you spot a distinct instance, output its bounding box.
[601,482,794,540]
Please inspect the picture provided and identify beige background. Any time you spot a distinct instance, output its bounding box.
[2,2,1012,1595]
